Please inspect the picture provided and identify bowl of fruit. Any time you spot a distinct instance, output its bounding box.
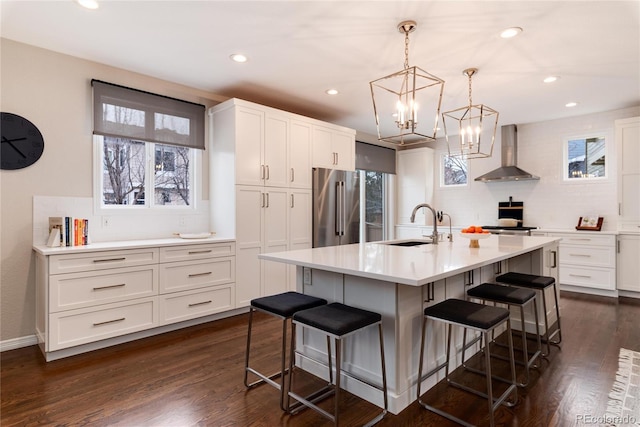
[460,226,491,248]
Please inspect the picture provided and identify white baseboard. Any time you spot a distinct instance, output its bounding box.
[0,335,38,352]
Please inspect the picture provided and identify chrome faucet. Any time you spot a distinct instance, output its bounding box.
[410,203,438,244]
[437,211,453,242]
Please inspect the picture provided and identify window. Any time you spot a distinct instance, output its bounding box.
[97,136,194,208]
[92,80,204,211]
[441,154,468,187]
[563,134,608,180]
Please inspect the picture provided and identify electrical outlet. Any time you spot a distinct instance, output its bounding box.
[303,267,311,286]
[102,216,110,228]
[178,216,186,227]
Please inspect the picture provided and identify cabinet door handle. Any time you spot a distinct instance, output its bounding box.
[261,193,265,208]
[188,300,212,307]
[551,250,557,268]
[188,271,212,278]
[290,168,295,182]
[569,253,591,257]
[335,152,339,165]
[261,165,265,180]
[570,273,592,279]
[93,317,125,326]
[265,165,270,180]
[265,192,270,208]
[93,283,126,291]
[188,249,212,255]
[290,194,295,208]
[93,257,126,263]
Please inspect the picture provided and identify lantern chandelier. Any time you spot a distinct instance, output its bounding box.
[370,21,445,146]
[442,68,499,159]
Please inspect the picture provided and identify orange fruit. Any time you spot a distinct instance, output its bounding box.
[475,227,484,233]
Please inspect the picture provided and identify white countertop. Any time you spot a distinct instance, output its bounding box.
[33,236,235,255]
[259,235,561,286]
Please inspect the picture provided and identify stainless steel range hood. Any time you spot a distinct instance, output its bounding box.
[474,124,539,182]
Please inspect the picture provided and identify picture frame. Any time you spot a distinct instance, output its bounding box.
[576,216,603,231]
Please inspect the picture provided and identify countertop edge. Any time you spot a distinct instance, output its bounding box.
[33,237,236,255]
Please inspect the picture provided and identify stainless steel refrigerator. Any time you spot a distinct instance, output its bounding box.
[313,167,360,247]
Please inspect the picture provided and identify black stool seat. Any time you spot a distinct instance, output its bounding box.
[251,292,327,317]
[292,302,381,336]
[496,272,555,289]
[425,298,509,331]
[468,283,536,305]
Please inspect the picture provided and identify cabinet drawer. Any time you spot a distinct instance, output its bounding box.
[159,285,234,325]
[159,257,235,294]
[50,266,158,312]
[159,242,235,262]
[49,248,159,275]
[559,245,616,268]
[554,233,615,247]
[48,297,157,351]
[559,265,616,290]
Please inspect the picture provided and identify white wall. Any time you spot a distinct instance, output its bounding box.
[0,39,225,343]
[430,106,640,231]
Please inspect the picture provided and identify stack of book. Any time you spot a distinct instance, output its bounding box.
[48,217,89,247]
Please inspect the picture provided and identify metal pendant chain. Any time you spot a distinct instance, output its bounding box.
[468,73,473,107]
[404,30,410,70]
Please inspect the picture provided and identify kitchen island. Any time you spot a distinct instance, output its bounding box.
[259,234,560,414]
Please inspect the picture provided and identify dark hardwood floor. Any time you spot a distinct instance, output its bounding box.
[2,292,639,426]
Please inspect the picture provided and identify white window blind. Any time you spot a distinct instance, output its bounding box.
[92,79,205,150]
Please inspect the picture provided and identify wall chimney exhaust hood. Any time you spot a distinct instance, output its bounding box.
[474,124,539,182]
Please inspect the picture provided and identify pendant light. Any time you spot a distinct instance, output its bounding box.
[370,21,445,146]
[443,68,499,159]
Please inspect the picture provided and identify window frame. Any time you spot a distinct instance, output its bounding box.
[93,135,199,214]
[439,153,469,188]
[562,131,611,183]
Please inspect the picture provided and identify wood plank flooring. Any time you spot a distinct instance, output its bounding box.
[2,291,639,426]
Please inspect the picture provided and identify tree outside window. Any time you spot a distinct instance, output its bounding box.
[100,137,192,207]
[442,154,468,186]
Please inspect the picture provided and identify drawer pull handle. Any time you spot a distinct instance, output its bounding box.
[188,250,212,254]
[188,271,212,277]
[568,238,591,242]
[188,300,212,307]
[93,283,126,291]
[93,257,126,263]
[93,317,125,326]
[569,253,591,257]
[569,273,592,279]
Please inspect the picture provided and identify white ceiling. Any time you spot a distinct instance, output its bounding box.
[2,1,639,140]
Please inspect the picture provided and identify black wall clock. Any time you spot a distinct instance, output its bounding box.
[1,112,45,170]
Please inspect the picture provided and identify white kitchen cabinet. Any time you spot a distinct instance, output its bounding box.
[288,189,312,290]
[289,119,313,188]
[396,147,435,225]
[311,124,355,171]
[235,185,289,307]
[617,233,640,294]
[219,104,289,187]
[616,117,640,232]
[544,232,616,293]
[35,239,236,360]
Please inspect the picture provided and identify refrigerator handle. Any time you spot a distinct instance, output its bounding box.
[335,181,344,236]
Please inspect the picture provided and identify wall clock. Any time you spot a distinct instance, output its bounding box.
[1,112,45,170]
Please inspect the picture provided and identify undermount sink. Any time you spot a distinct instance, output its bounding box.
[382,240,433,247]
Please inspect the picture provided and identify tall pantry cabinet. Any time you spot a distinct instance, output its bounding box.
[616,117,640,295]
[210,99,352,307]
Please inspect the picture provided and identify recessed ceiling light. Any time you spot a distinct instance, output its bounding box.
[500,27,523,39]
[230,54,248,63]
[566,102,578,108]
[543,76,559,83]
[76,0,99,9]
[325,89,339,95]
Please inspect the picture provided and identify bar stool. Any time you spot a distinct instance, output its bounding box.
[417,299,517,427]
[466,283,542,387]
[244,291,327,410]
[496,272,562,356]
[286,302,388,426]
